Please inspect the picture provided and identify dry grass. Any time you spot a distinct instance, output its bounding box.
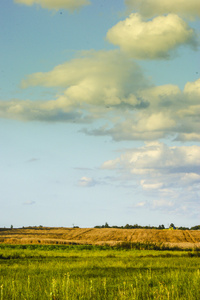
[1,227,200,248]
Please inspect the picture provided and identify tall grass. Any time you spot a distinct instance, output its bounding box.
[0,245,200,299]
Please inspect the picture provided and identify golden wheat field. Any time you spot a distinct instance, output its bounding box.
[1,227,200,249]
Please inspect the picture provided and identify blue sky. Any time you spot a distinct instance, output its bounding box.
[0,0,200,228]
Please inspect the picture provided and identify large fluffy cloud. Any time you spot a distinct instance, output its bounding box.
[0,50,200,142]
[0,50,149,122]
[14,0,90,11]
[125,0,200,18]
[107,13,197,59]
[84,78,200,142]
[102,142,200,214]
[21,50,148,107]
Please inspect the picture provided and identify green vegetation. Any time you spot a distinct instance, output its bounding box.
[0,244,200,299]
[0,241,199,252]
[94,222,197,230]
[94,222,167,229]
[191,225,200,230]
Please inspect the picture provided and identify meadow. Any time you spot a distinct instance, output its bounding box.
[0,244,200,299]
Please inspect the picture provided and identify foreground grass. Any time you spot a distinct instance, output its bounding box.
[0,244,200,299]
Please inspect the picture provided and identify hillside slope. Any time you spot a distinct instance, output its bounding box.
[1,227,200,249]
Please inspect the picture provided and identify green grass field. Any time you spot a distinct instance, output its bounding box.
[0,244,200,299]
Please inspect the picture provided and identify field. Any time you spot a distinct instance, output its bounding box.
[1,227,200,249]
[0,244,200,299]
[1,228,200,299]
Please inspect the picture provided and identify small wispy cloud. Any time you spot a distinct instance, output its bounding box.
[135,201,146,207]
[78,176,97,187]
[74,167,94,171]
[26,158,39,163]
[23,201,36,205]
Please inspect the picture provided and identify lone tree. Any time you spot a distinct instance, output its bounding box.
[169,223,176,229]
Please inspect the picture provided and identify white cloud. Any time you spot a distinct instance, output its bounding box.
[152,199,174,208]
[0,50,200,142]
[102,142,200,214]
[184,78,200,95]
[0,98,83,123]
[107,13,197,60]
[89,78,200,142]
[125,0,200,18]
[14,0,90,11]
[78,177,96,187]
[21,50,148,106]
[102,142,200,174]
[101,158,121,170]
[0,50,149,123]
[135,201,146,207]
[181,173,200,186]
[23,201,36,205]
[141,180,164,190]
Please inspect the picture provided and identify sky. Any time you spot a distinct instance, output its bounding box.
[0,0,200,228]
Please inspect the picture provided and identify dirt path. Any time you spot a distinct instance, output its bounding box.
[186,230,196,243]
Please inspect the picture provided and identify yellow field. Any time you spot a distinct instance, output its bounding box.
[1,227,200,249]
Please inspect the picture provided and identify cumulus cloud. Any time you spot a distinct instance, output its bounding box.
[102,142,200,174]
[21,50,148,105]
[107,13,197,60]
[87,78,200,142]
[102,142,200,214]
[125,0,200,18]
[0,98,84,123]
[0,50,200,142]
[14,0,90,11]
[0,50,149,122]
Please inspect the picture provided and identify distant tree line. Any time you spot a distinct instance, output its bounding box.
[94,222,166,229]
[1,224,200,231]
[94,223,200,230]
[190,225,200,230]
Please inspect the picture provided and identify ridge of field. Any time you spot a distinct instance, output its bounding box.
[1,227,200,249]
